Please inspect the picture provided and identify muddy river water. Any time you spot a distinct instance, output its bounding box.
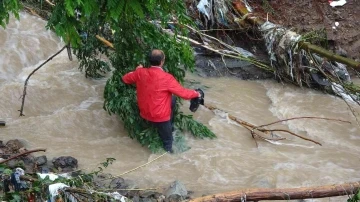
[1,13,359,201]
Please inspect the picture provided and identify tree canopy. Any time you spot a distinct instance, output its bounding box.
[0,0,216,152]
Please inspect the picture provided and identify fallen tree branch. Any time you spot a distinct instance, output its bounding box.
[189,181,360,202]
[18,46,66,116]
[0,148,46,164]
[257,116,351,128]
[202,104,322,145]
[264,129,322,146]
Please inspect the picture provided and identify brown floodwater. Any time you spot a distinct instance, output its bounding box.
[1,13,359,201]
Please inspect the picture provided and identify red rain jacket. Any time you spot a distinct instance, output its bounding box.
[122,66,199,122]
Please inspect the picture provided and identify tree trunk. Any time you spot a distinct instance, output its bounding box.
[190,181,360,202]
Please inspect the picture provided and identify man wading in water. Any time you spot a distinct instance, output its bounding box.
[122,49,202,153]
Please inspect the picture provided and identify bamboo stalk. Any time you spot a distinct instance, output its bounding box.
[190,181,360,202]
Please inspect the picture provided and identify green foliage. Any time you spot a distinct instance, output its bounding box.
[175,112,216,139]
[300,28,328,48]
[348,190,360,202]
[0,159,118,201]
[0,0,21,28]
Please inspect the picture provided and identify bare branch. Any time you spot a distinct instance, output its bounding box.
[19,46,67,116]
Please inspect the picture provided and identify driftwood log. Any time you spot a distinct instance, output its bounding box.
[190,181,360,202]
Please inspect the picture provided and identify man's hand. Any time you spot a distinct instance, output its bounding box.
[136,64,143,69]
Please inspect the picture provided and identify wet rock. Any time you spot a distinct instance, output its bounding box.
[6,159,24,169]
[140,198,156,202]
[35,155,47,166]
[40,166,51,173]
[0,140,4,147]
[157,194,166,202]
[132,195,140,202]
[164,180,188,201]
[93,173,113,189]
[22,155,35,165]
[110,177,125,188]
[6,139,24,152]
[52,156,78,170]
[140,191,159,198]
[195,54,273,79]
[166,195,182,202]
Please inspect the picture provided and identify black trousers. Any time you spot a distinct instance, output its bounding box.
[150,96,176,152]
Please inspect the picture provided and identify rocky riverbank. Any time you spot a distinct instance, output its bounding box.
[0,139,192,202]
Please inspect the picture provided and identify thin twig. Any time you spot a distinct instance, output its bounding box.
[45,0,55,6]
[19,46,66,116]
[264,129,322,146]
[0,149,46,164]
[257,116,351,128]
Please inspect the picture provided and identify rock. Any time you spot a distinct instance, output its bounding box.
[52,156,78,170]
[164,180,188,201]
[132,195,140,202]
[140,198,154,202]
[157,194,166,202]
[109,177,126,189]
[140,191,159,198]
[6,159,24,169]
[93,173,113,189]
[35,155,47,166]
[194,54,273,79]
[40,166,51,173]
[6,139,24,152]
[166,195,182,202]
[0,140,4,147]
[22,155,34,165]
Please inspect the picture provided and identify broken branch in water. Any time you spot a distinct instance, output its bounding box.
[257,116,351,128]
[18,46,66,116]
[203,104,321,146]
[264,129,322,146]
[0,148,46,164]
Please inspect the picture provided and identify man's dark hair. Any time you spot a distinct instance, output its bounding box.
[149,50,165,66]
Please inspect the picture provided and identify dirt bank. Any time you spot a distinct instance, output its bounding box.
[252,0,359,61]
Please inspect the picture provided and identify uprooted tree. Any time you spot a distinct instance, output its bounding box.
[1,0,216,152]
